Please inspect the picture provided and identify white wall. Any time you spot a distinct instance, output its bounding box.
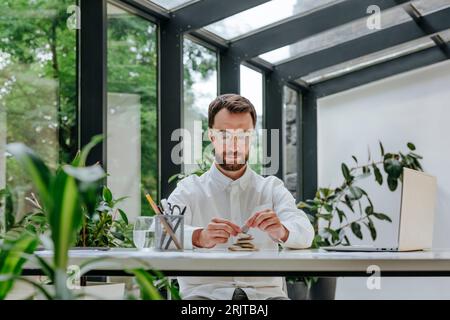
[317,60,450,299]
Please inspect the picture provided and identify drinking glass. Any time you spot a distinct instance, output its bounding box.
[133,216,155,250]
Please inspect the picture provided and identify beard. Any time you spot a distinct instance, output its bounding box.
[215,150,249,172]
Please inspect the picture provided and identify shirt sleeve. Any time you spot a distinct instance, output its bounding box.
[167,178,203,250]
[272,177,315,249]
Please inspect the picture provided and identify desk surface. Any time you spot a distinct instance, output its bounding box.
[23,248,450,277]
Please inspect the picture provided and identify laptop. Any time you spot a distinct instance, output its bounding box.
[321,168,437,252]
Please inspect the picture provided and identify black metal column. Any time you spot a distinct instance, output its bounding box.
[296,90,303,201]
[301,91,318,201]
[79,0,107,167]
[264,72,283,179]
[159,22,183,199]
[219,51,240,94]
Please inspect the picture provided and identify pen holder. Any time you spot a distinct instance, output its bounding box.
[155,215,184,251]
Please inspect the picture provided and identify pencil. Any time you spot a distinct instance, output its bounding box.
[144,193,182,250]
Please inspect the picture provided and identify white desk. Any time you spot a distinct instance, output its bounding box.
[23,248,450,277]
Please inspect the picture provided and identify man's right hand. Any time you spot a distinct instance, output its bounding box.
[192,218,241,248]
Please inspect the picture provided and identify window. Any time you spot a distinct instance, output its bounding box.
[259,0,450,65]
[0,0,77,229]
[151,0,198,11]
[106,3,158,218]
[182,37,218,174]
[204,0,341,41]
[283,87,299,199]
[240,65,263,174]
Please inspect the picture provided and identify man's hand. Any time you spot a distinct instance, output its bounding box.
[245,210,289,242]
[192,218,241,248]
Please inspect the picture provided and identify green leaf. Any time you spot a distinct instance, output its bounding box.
[111,231,125,241]
[348,186,364,200]
[118,209,129,225]
[343,195,354,212]
[373,164,383,185]
[350,222,363,240]
[387,176,398,191]
[379,141,385,156]
[316,213,333,220]
[408,152,423,160]
[336,208,346,223]
[407,142,416,151]
[384,158,402,179]
[325,228,340,242]
[341,163,352,182]
[365,219,377,241]
[0,234,38,299]
[71,135,103,167]
[50,169,83,271]
[352,156,358,164]
[373,213,392,222]
[128,269,163,300]
[365,205,374,215]
[103,186,113,203]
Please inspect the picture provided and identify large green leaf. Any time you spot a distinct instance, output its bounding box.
[49,169,82,271]
[0,234,38,299]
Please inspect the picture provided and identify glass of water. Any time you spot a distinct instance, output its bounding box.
[133,216,155,250]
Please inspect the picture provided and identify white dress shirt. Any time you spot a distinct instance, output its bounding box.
[167,163,314,300]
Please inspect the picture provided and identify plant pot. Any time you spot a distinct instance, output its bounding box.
[287,282,309,300]
[308,277,336,300]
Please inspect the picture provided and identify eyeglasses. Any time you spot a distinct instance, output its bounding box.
[209,129,254,143]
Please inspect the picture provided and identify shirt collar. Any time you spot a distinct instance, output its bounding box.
[209,162,252,191]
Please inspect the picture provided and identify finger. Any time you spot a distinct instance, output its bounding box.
[246,210,267,227]
[253,211,276,227]
[213,237,229,244]
[208,223,235,235]
[212,218,241,234]
[209,230,230,239]
[266,225,281,233]
[258,218,279,231]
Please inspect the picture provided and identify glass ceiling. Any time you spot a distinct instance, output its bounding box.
[203,0,343,41]
[298,28,450,85]
[259,0,450,65]
[150,0,198,11]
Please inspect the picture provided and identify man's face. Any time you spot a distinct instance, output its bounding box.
[209,109,254,172]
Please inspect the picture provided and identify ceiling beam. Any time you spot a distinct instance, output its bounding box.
[275,7,450,81]
[229,0,411,59]
[313,45,449,97]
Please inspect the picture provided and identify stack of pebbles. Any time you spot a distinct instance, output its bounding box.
[228,233,258,251]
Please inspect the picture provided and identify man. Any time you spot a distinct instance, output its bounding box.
[168,93,314,300]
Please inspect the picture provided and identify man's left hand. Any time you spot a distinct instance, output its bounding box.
[245,210,289,242]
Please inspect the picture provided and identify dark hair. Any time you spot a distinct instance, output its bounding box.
[208,94,257,128]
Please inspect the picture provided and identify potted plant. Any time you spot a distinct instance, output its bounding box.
[0,138,179,300]
[287,142,423,300]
